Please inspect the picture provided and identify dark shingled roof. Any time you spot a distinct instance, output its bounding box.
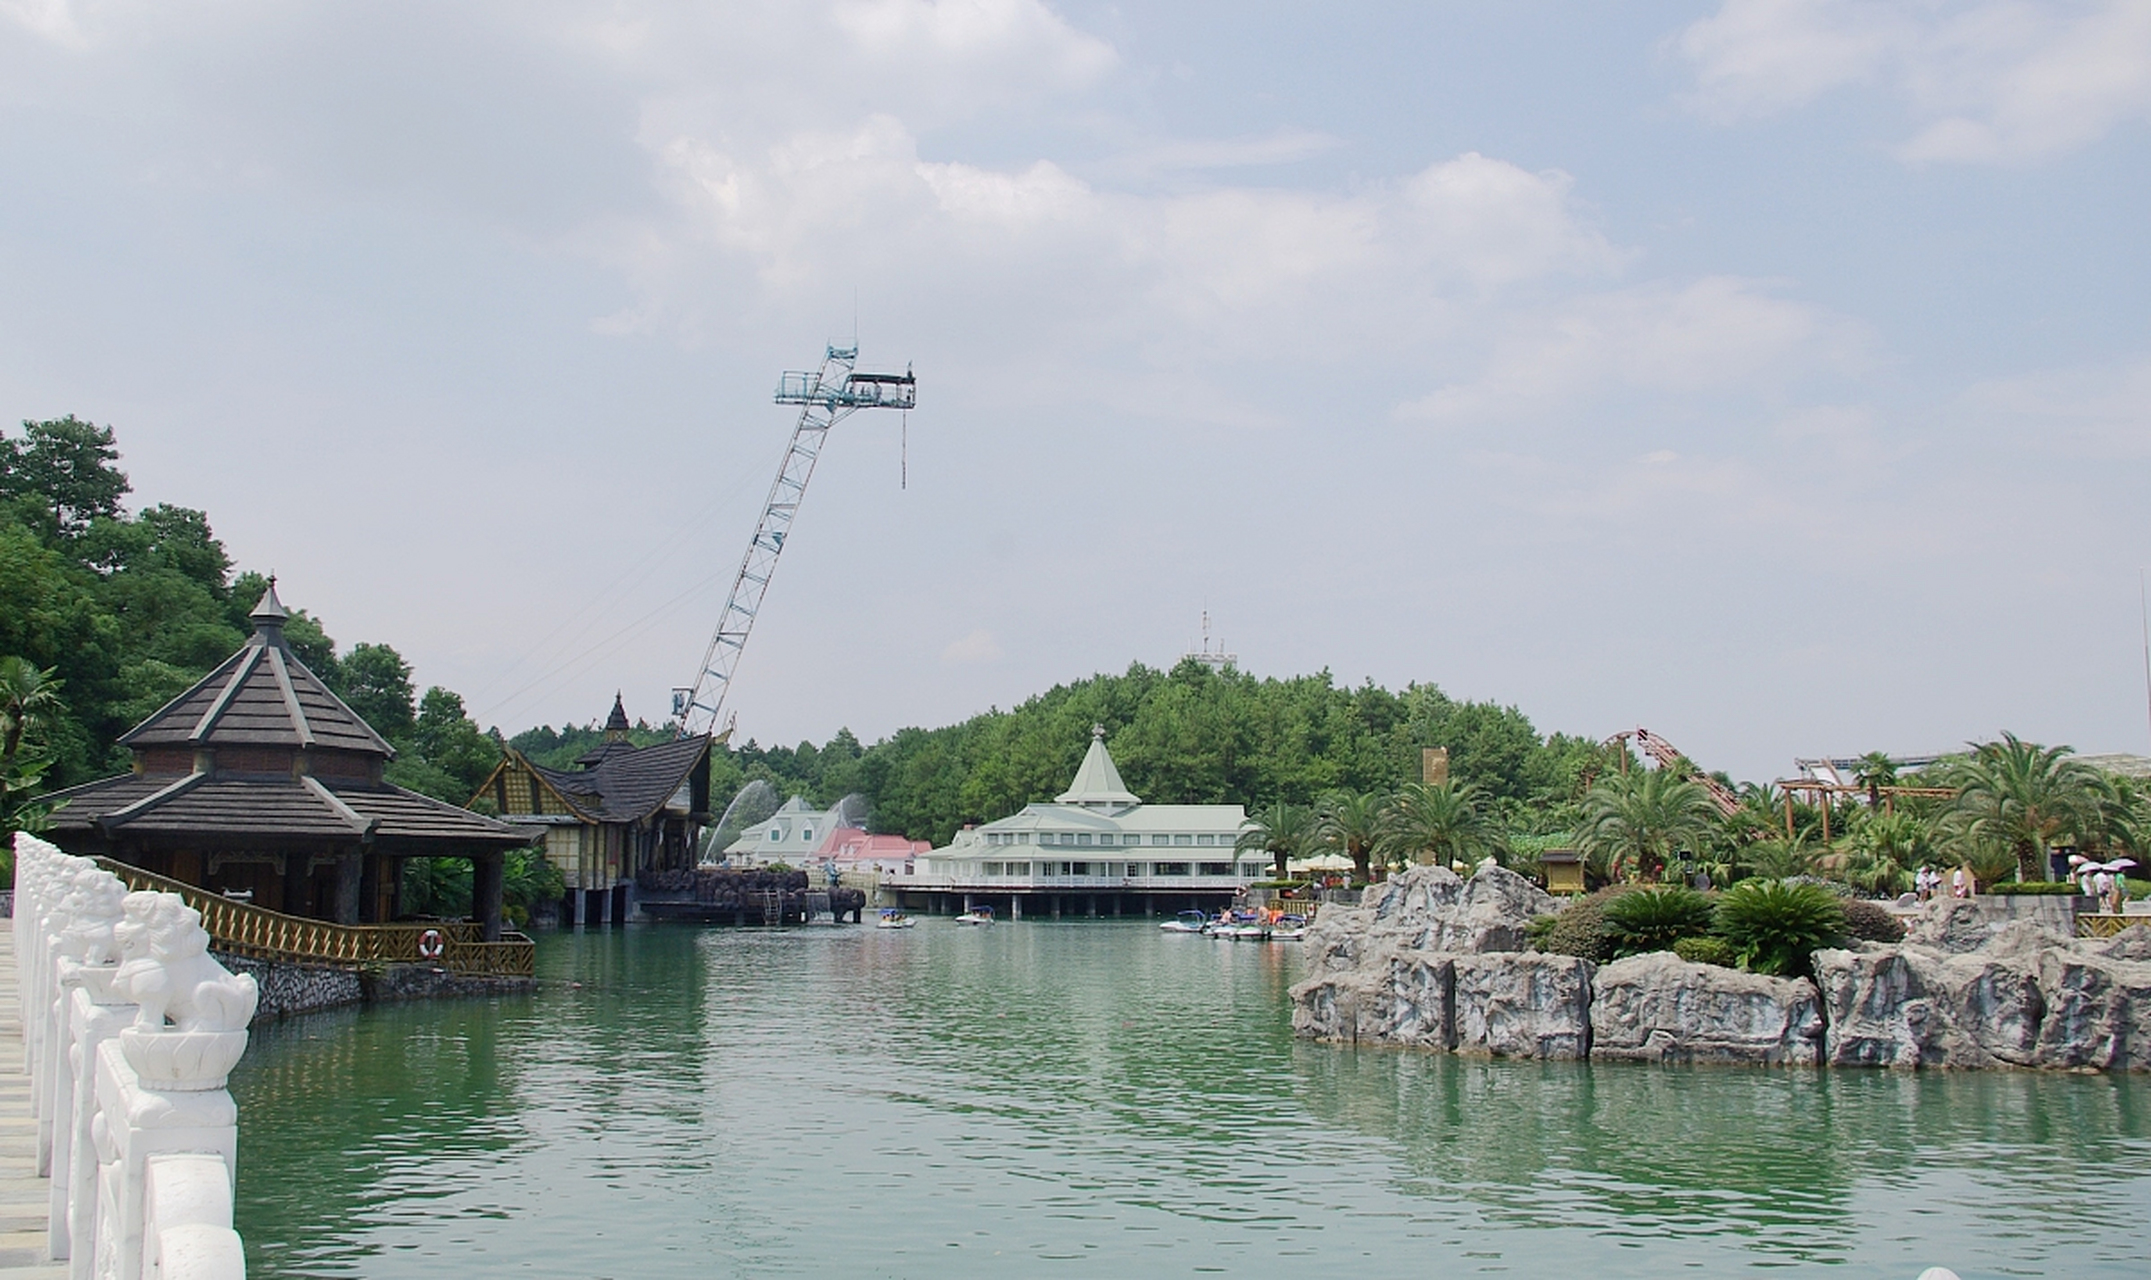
[532,735,709,825]
[43,772,540,849]
[119,582,394,758]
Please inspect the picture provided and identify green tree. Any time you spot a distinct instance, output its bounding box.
[0,656,65,843]
[1944,733,2115,882]
[1575,767,1720,883]
[386,687,503,804]
[339,643,416,740]
[1379,779,1502,870]
[1315,788,1386,883]
[1236,801,1319,880]
[1852,751,1898,809]
[0,416,131,540]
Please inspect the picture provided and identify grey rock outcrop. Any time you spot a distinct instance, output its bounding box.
[1359,864,1554,954]
[1450,952,1592,1060]
[1814,944,2046,1068]
[1293,954,1454,1047]
[2031,947,2151,1070]
[1590,952,1822,1065]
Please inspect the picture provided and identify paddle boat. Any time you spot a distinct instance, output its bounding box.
[954,905,996,926]
[1269,914,1309,942]
[876,908,916,930]
[1159,910,1212,934]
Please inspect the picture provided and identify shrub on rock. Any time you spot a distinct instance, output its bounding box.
[1533,887,1627,962]
[1716,880,1845,978]
[1603,885,1715,957]
[1672,936,1737,967]
[1840,898,1906,943]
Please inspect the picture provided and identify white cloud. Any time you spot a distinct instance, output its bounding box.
[1398,277,1867,422]
[0,0,84,46]
[1962,355,2151,456]
[941,628,1003,664]
[1675,0,2151,162]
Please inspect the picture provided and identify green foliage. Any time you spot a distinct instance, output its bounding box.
[1575,767,1721,883]
[1985,881,2084,896]
[1601,885,1716,957]
[1739,836,1820,881]
[1378,779,1502,870]
[1314,789,1385,883]
[1839,898,1906,942]
[1943,734,2116,883]
[0,416,131,540]
[1235,801,1319,880]
[1533,887,1631,963]
[0,655,65,847]
[1672,935,1738,967]
[1714,880,1846,978]
[339,643,415,740]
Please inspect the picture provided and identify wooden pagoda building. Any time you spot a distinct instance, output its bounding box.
[471,695,711,926]
[41,583,540,939]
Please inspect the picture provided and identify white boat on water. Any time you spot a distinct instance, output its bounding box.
[876,908,916,930]
[1270,914,1309,941]
[955,906,996,926]
[1160,910,1211,934]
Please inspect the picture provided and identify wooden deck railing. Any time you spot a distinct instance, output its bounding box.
[94,859,536,978]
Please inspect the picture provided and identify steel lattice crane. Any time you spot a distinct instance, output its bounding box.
[673,344,916,740]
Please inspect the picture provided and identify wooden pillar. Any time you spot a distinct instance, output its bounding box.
[1011,895,1021,921]
[1783,794,1795,839]
[281,853,310,916]
[473,853,505,943]
[358,854,380,924]
[333,853,362,925]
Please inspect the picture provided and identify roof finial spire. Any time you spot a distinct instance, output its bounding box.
[1092,722,1105,740]
[604,691,632,742]
[249,574,289,643]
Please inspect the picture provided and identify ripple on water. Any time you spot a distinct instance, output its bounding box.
[230,923,2151,1278]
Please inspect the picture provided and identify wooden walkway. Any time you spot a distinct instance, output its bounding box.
[0,931,66,1276]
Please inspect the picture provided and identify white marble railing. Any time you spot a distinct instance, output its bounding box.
[14,832,258,1280]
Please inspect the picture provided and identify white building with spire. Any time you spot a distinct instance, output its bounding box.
[906,727,1260,914]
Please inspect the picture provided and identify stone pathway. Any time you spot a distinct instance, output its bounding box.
[0,931,67,1277]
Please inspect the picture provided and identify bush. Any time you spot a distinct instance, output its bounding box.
[1714,879,1846,979]
[1534,886,1632,962]
[1839,898,1906,943]
[1987,881,2083,896]
[1602,885,1716,957]
[1672,936,1737,967]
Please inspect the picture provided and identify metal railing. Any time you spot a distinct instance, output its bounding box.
[94,859,535,978]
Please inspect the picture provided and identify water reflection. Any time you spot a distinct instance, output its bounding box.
[229,924,2151,1278]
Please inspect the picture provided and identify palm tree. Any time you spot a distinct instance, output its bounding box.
[0,657,64,840]
[1574,767,1721,883]
[1378,780,1501,870]
[1853,751,1898,809]
[1314,789,1385,884]
[1236,801,1319,881]
[1944,733,2115,882]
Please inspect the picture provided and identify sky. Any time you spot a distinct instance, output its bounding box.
[2,0,2147,785]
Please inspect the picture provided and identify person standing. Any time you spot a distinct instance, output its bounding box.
[1952,866,1970,899]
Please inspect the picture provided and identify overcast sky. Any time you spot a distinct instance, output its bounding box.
[4,0,2148,784]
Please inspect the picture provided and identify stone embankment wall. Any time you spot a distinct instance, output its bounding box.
[1292,865,2151,1071]
[219,953,535,1022]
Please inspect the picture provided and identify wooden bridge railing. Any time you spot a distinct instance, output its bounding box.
[94,858,536,978]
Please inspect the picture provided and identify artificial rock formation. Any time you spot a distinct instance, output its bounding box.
[1294,872,2151,1073]
[1590,952,1822,1066]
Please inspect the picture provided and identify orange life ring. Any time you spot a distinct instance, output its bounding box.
[417,928,445,960]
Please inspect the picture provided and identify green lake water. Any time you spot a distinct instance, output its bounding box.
[229,923,2151,1278]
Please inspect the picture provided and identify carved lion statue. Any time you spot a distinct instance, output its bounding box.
[117,894,259,1033]
[56,867,130,967]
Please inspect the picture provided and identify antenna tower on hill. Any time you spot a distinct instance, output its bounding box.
[1183,612,1236,670]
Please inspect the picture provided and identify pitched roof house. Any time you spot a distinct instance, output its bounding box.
[42,583,539,936]
[471,694,711,924]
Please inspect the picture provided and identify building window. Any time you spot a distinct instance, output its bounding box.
[1071,862,1090,876]
[1151,833,1169,846]
[1195,834,1215,847]
[1200,862,1232,877]
[1076,833,1092,846]
[1123,834,1140,846]
[1126,862,1146,877]
[1009,862,1030,876]
[802,826,814,842]
[984,862,1003,877]
[1174,834,1193,847]
[1154,862,1187,877]
[1240,862,1264,879]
